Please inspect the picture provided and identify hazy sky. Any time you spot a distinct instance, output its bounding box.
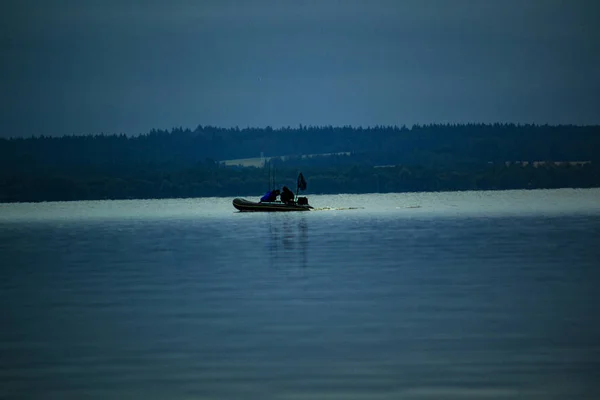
[1,0,599,137]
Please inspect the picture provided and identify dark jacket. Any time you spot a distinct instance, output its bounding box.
[280,187,294,203]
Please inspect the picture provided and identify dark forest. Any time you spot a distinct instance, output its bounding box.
[1,123,599,202]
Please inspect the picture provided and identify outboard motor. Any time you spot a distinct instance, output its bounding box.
[297,196,309,205]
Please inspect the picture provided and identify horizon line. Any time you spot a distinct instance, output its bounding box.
[3,122,600,140]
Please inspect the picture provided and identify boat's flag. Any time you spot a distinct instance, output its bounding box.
[297,172,307,191]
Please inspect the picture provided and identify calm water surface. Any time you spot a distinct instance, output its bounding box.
[1,189,600,399]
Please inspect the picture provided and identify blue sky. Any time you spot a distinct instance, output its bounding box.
[1,0,599,137]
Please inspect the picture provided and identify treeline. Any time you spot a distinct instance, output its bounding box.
[1,160,599,203]
[1,123,599,202]
[2,123,600,170]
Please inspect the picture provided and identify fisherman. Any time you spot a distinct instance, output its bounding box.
[259,189,280,203]
[280,186,295,204]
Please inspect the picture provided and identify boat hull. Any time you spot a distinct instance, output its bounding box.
[232,198,312,212]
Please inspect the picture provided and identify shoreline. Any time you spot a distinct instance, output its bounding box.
[2,186,599,205]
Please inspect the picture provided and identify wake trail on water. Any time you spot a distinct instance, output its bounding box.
[311,206,365,211]
[311,205,423,211]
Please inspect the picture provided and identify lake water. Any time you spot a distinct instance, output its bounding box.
[1,189,600,399]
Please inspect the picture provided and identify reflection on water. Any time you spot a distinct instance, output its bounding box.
[267,214,309,269]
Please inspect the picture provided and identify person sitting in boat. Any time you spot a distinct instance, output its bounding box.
[260,189,280,203]
[280,186,295,204]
